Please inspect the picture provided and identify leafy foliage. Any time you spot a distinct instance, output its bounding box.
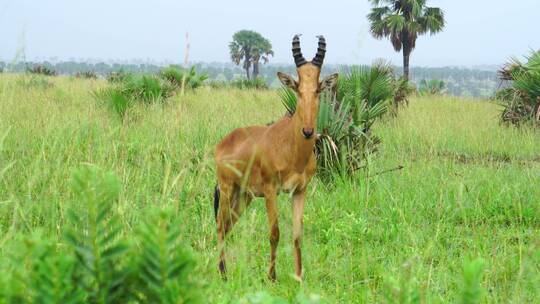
[418,79,446,95]
[93,88,132,118]
[122,74,174,103]
[25,232,85,304]
[281,63,405,176]
[496,50,540,126]
[26,64,58,76]
[16,75,54,90]
[75,71,98,79]
[65,166,129,303]
[459,259,485,304]
[230,77,269,90]
[1,165,201,303]
[94,73,175,118]
[159,66,208,90]
[133,210,199,304]
[106,70,133,83]
[238,292,326,304]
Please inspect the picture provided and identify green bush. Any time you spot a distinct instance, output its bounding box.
[496,50,540,126]
[207,80,229,89]
[94,74,174,118]
[281,63,402,177]
[459,259,485,304]
[122,74,174,103]
[106,70,133,83]
[93,87,133,118]
[16,75,54,90]
[159,66,208,90]
[1,165,201,303]
[26,64,57,76]
[238,292,326,304]
[75,71,98,79]
[231,77,269,90]
[418,79,446,95]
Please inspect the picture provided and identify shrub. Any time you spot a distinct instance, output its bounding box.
[159,66,208,90]
[418,79,446,95]
[16,75,54,90]
[106,70,133,83]
[496,50,540,126]
[75,71,98,79]
[1,165,202,303]
[93,88,133,118]
[459,259,485,304]
[281,63,400,177]
[122,74,174,103]
[231,77,269,90]
[393,76,414,106]
[207,81,229,89]
[94,74,174,118]
[238,291,326,304]
[26,64,57,76]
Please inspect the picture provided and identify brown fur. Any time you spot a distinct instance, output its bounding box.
[215,63,338,281]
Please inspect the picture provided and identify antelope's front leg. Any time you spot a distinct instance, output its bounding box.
[292,189,306,279]
[264,187,279,281]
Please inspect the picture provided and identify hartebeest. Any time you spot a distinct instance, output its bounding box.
[214,35,338,281]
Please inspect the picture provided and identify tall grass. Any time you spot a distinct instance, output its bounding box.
[0,75,539,302]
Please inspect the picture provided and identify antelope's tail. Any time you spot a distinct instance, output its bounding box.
[213,185,220,222]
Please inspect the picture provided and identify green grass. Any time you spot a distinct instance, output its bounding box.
[1,74,539,303]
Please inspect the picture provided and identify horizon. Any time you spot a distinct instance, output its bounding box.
[1,0,539,68]
[0,57,504,71]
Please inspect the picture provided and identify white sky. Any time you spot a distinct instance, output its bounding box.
[1,0,539,67]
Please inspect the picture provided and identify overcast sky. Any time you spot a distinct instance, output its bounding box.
[1,0,539,67]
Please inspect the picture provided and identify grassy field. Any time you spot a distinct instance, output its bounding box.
[1,74,539,303]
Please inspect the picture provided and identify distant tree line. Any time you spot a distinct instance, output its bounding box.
[0,60,499,98]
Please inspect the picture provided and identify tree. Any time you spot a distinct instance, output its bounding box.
[229,30,273,80]
[367,0,445,80]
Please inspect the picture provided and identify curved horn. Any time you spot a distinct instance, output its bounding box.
[292,34,307,67]
[311,35,326,68]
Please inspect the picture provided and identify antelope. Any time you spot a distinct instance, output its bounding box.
[214,35,338,281]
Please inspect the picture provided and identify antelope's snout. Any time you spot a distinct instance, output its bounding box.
[301,127,314,139]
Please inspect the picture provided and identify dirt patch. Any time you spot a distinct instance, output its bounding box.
[436,151,540,166]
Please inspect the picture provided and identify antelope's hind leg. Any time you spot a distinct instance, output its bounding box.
[216,182,235,277]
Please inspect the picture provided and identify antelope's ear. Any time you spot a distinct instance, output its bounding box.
[319,73,339,92]
[277,72,298,91]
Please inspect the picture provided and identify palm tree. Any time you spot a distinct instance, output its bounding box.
[251,39,274,79]
[229,30,273,80]
[367,0,445,80]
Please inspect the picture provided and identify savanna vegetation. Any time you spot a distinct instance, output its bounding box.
[1,72,539,303]
[1,60,499,98]
[496,50,540,126]
[1,1,538,301]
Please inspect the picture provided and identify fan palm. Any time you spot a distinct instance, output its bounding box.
[497,50,540,125]
[280,64,397,176]
[367,0,445,80]
[419,79,446,95]
[229,30,273,80]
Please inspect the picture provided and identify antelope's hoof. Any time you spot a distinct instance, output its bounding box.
[268,268,277,282]
[219,260,227,280]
